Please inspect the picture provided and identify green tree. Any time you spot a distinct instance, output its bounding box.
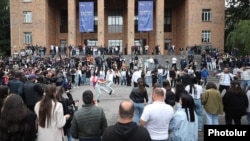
[226,20,250,55]
[225,0,250,53]
[0,0,10,56]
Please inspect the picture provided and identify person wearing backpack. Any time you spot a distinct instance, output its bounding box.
[163,80,175,107]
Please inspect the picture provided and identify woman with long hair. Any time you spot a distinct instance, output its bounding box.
[0,94,37,141]
[185,78,203,131]
[34,84,70,141]
[223,80,249,125]
[129,78,149,125]
[169,93,198,141]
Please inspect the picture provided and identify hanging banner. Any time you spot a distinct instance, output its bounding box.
[138,1,153,31]
[79,2,94,32]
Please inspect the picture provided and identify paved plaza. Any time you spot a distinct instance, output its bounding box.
[68,83,248,141]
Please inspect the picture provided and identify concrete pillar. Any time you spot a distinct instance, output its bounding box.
[127,0,135,54]
[68,0,76,46]
[98,0,105,46]
[155,0,164,54]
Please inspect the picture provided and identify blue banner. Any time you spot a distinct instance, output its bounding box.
[138,1,153,31]
[79,2,94,32]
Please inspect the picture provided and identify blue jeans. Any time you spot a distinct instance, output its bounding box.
[194,99,203,129]
[120,76,126,85]
[158,75,163,87]
[95,83,110,100]
[85,78,90,85]
[106,81,114,92]
[133,102,144,125]
[81,74,86,84]
[205,112,219,125]
[146,76,151,84]
[79,137,101,141]
[241,80,250,92]
[65,128,74,141]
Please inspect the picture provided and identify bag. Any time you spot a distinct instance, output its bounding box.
[165,89,175,106]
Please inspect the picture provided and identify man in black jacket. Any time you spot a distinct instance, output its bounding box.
[23,74,43,112]
[8,72,24,97]
[102,100,151,141]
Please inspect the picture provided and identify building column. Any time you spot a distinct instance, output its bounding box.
[155,0,164,54]
[98,0,105,46]
[127,0,135,55]
[68,0,76,46]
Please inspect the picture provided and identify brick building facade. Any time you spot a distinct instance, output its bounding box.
[10,0,225,55]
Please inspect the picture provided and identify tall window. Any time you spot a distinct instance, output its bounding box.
[108,40,123,53]
[23,11,32,23]
[202,9,211,22]
[201,30,211,43]
[24,32,32,44]
[60,10,68,33]
[108,10,123,33]
[164,8,172,32]
[87,40,98,46]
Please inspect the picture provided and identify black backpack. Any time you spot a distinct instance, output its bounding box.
[164,89,175,106]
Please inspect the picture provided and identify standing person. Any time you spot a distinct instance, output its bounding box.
[169,94,198,141]
[85,67,91,85]
[151,68,158,87]
[185,78,203,131]
[129,78,149,125]
[171,56,177,69]
[126,68,133,86]
[34,84,71,141]
[102,100,151,141]
[105,68,115,94]
[71,90,108,141]
[215,67,236,94]
[169,67,176,87]
[131,68,141,87]
[8,71,24,97]
[223,80,249,125]
[0,94,37,141]
[201,82,223,125]
[56,86,75,141]
[163,80,175,107]
[140,88,174,141]
[201,67,209,86]
[23,74,44,112]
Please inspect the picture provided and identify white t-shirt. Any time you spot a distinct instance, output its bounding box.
[140,101,174,140]
[172,57,177,64]
[185,84,203,99]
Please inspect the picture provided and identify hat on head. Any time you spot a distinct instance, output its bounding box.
[28,74,38,80]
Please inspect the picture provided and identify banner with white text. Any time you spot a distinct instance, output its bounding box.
[79,2,94,32]
[138,1,153,31]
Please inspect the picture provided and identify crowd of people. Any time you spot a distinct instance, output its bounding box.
[0,46,249,141]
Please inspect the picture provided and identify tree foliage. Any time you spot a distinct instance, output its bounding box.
[0,0,10,56]
[226,20,250,55]
[225,0,250,54]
